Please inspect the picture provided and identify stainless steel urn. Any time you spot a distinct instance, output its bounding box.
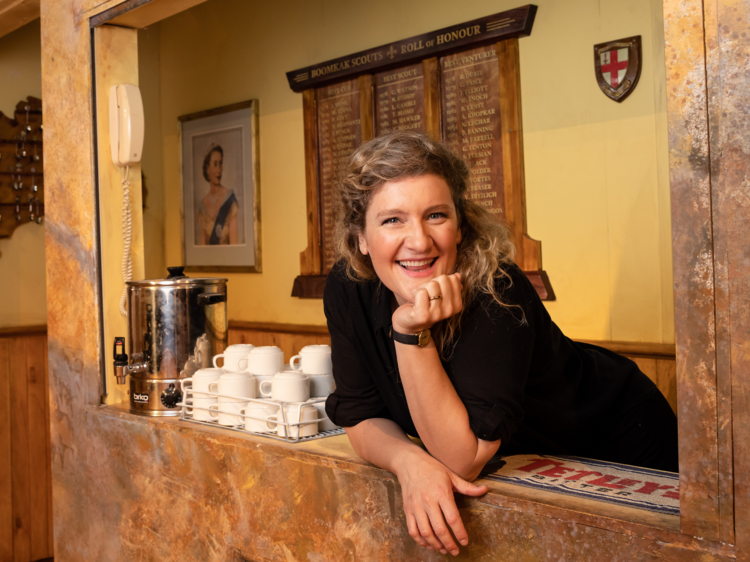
[113,267,228,416]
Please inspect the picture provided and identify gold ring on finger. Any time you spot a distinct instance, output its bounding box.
[428,295,442,301]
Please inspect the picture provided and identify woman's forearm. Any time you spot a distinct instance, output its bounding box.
[345,418,431,476]
[394,340,498,479]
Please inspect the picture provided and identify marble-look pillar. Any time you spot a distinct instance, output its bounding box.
[40,0,108,557]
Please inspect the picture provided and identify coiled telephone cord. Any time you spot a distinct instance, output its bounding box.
[119,165,132,317]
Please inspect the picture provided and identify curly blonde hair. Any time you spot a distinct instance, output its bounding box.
[334,131,517,355]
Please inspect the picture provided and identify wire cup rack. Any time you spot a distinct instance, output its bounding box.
[178,379,344,443]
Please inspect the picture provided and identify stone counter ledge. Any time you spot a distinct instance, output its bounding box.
[70,404,724,562]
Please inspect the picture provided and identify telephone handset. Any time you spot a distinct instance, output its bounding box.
[109,84,145,317]
[109,84,144,166]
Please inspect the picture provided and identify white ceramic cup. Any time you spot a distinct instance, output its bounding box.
[186,367,223,399]
[259,371,310,403]
[290,345,332,375]
[185,397,217,422]
[213,343,255,372]
[252,374,274,397]
[247,346,285,376]
[308,373,335,398]
[209,397,248,426]
[208,372,256,401]
[266,404,318,438]
[311,400,340,431]
[240,403,279,433]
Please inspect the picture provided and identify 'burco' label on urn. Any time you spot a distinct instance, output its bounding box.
[375,64,426,136]
[316,79,362,272]
[440,45,505,216]
[133,393,149,403]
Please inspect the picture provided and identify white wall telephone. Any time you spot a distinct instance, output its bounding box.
[109,84,144,166]
[109,84,145,316]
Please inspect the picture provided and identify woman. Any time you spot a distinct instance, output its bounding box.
[197,145,239,245]
[323,131,678,556]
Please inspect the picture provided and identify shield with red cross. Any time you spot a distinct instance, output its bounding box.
[594,36,642,102]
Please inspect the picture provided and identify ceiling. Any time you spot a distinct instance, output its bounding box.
[0,0,39,39]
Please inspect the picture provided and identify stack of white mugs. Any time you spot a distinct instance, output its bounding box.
[181,343,339,438]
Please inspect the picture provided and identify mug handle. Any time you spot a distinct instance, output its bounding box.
[184,397,193,415]
[208,404,219,420]
[180,378,193,395]
[213,354,224,369]
[259,380,273,398]
[266,414,278,431]
[208,382,218,395]
[290,355,302,370]
[239,357,249,371]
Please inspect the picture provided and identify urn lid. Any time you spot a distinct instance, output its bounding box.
[127,266,227,287]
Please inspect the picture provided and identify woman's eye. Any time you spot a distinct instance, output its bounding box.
[428,212,447,220]
[381,217,400,225]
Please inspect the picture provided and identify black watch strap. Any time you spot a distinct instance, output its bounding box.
[390,327,431,347]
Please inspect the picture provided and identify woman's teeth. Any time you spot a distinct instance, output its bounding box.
[398,258,435,271]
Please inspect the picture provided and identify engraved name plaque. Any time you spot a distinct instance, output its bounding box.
[290,6,552,301]
[441,45,504,216]
[375,64,426,136]
[316,79,362,273]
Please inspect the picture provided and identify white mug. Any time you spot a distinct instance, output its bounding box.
[241,403,279,433]
[311,400,340,431]
[209,398,248,426]
[184,367,223,399]
[208,372,255,401]
[290,345,332,375]
[252,374,274,397]
[308,373,335,398]
[267,404,318,438]
[213,343,255,372]
[247,346,285,376]
[185,396,217,422]
[259,371,310,403]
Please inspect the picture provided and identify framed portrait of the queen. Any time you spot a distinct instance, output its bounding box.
[179,100,261,272]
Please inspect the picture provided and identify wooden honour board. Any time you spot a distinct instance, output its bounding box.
[290,6,553,300]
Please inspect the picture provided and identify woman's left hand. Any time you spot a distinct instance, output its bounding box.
[392,273,463,334]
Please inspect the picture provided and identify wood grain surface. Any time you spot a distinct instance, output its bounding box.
[0,332,53,561]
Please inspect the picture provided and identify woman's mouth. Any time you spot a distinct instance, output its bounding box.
[397,258,437,272]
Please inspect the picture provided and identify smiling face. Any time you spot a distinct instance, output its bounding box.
[358,174,461,306]
[207,150,223,186]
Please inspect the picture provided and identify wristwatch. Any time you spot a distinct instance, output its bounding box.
[390,327,431,347]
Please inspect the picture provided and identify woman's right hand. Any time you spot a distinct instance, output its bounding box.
[395,451,488,556]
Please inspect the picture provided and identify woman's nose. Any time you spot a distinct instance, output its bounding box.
[405,222,432,252]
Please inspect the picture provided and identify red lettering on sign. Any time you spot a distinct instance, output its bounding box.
[633,482,674,495]
[587,476,642,489]
[538,466,576,478]
[564,470,603,481]
[516,459,564,473]
[663,486,680,499]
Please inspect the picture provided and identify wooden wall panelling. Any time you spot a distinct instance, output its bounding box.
[0,338,12,560]
[662,0,721,540]
[10,337,31,562]
[227,322,679,415]
[0,332,53,562]
[358,75,374,143]
[422,57,440,138]
[298,89,322,277]
[26,335,50,561]
[496,39,541,273]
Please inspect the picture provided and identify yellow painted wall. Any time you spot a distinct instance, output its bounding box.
[142,0,673,343]
[0,20,46,328]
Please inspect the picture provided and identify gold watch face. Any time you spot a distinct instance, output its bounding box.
[418,329,431,347]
